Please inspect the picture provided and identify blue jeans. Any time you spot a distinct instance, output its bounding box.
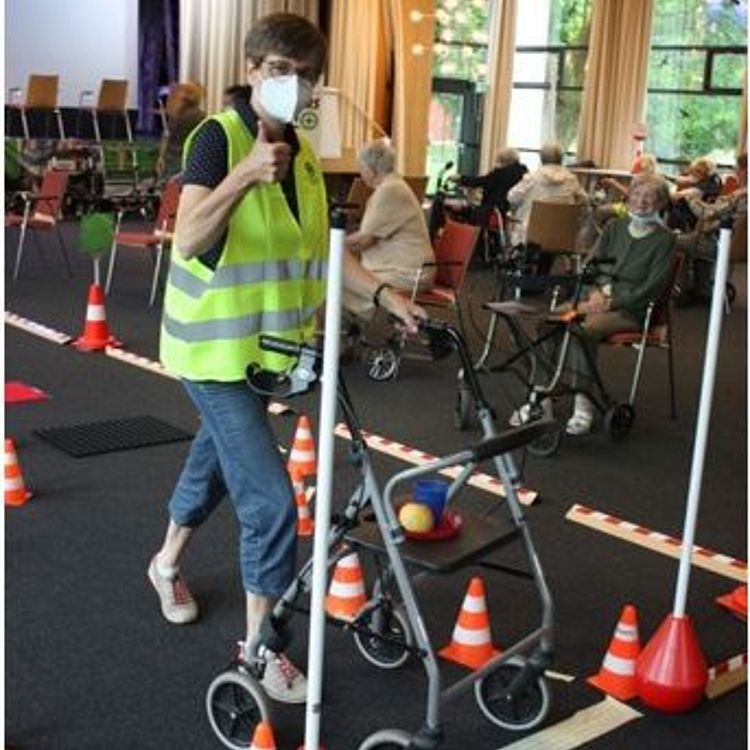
[168,380,297,597]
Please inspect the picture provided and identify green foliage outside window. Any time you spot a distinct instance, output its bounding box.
[646,0,747,167]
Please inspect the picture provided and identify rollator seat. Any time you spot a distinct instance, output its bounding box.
[346,509,519,574]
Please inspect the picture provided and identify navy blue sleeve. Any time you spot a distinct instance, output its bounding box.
[180,120,228,188]
[178,119,228,270]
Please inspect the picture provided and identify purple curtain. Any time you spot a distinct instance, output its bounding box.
[137,0,179,135]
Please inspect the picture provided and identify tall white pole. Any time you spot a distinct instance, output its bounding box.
[303,211,346,749]
[673,227,732,617]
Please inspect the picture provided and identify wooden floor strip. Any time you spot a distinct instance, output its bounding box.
[497,697,642,750]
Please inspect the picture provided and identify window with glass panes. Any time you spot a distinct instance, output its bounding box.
[507,0,593,167]
[646,0,747,170]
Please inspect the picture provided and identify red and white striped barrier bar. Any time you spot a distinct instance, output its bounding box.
[705,653,747,700]
[105,346,179,380]
[5,311,72,345]
[566,503,747,583]
[334,424,538,506]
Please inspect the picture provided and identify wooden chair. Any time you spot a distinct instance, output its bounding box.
[603,253,684,419]
[9,74,65,140]
[525,200,585,255]
[105,178,181,306]
[5,169,72,279]
[81,79,133,143]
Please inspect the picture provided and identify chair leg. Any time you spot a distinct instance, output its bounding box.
[105,242,119,295]
[666,337,677,420]
[55,226,73,277]
[20,108,30,140]
[13,217,30,280]
[149,243,165,307]
[55,108,66,139]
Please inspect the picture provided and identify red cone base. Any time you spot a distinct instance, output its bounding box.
[635,614,707,713]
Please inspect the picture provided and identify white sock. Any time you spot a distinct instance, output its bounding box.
[574,393,594,416]
[155,558,178,579]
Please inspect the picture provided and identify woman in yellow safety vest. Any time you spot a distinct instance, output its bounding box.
[148,13,422,704]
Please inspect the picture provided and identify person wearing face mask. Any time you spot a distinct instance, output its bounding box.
[150,13,424,705]
[511,174,675,435]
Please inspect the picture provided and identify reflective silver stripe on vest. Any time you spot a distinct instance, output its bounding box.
[163,306,319,342]
[169,259,328,299]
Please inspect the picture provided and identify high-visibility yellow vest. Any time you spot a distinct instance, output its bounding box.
[160,109,328,381]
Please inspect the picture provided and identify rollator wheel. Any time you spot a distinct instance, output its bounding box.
[358,728,412,749]
[353,601,413,669]
[365,345,400,381]
[454,384,473,430]
[474,657,550,731]
[605,403,635,441]
[525,410,563,458]
[206,668,272,750]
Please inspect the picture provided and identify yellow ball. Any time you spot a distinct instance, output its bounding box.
[398,502,435,533]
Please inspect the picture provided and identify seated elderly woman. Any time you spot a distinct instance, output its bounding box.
[343,140,435,320]
[515,174,675,435]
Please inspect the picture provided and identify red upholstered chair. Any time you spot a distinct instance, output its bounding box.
[5,169,72,280]
[412,219,481,337]
[603,253,684,419]
[105,178,181,306]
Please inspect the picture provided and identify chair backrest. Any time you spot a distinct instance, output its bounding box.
[432,219,480,289]
[26,74,59,109]
[97,79,129,111]
[35,170,69,219]
[650,252,685,330]
[525,201,584,253]
[155,178,182,233]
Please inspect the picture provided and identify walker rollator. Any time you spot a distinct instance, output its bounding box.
[455,255,636,456]
[205,321,556,749]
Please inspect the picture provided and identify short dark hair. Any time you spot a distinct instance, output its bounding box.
[244,13,327,80]
[224,84,252,101]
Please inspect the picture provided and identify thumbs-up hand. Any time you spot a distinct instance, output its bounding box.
[239,120,291,185]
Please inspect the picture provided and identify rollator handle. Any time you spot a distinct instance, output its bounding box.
[471,419,558,461]
[259,334,306,357]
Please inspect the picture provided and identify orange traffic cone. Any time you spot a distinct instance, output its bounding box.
[439,577,501,669]
[290,467,314,537]
[249,721,276,750]
[74,283,121,351]
[325,551,367,621]
[587,604,640,701]
[5,438,32,506]
[287,415,316,479]
[716,585,747,620]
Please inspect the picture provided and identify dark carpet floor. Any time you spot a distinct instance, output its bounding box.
[4,226,747,750]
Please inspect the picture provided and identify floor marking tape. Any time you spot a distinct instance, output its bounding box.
[705,653,747,700]
[5,311,72,345]
[496,696,641,750]
[334,424,538,505]
[565,503,747,583]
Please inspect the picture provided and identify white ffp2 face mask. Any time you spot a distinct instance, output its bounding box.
[258,75,313,124]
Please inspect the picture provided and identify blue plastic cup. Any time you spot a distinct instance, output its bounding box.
[412,479,449,525]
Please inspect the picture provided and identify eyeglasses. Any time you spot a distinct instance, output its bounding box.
[261,58,318,84]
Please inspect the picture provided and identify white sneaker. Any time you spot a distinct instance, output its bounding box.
[261,652,308,704]
[566,411,594,435]
[509,398,552,427]
[147,556,199,624]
